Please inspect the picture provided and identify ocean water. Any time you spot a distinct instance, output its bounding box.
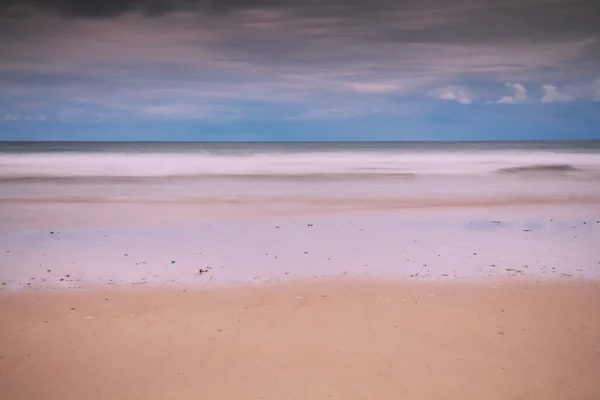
[1,141,600,209]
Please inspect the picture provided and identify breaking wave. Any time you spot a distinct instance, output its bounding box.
[0,149,599,181]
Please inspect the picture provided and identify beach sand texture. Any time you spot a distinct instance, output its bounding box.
[1,280,600,400]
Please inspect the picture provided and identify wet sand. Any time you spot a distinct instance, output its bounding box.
[1,279,599,399]
[2,205,600,289]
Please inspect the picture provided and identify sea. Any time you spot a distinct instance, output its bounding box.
[1,141,600,210]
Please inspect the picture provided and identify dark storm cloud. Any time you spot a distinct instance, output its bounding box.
[1,0,168,17]
[0,0,599,122]
[0,0,373,17]
[2,0,599,43]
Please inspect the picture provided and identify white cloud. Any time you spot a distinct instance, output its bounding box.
[3,113,49,121]
[3,113,19,121]
[541,84,573,103]
[432,86,472,104]
[23,114,47,121]
[497,82,528,104]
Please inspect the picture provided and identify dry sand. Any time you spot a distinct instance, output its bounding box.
[1,278,599,400]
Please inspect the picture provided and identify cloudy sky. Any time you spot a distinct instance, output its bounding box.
[1,0,599,140]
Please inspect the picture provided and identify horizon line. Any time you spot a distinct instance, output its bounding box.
[2,139,600,144]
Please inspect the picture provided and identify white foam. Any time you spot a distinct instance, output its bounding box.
[1,150,599,179]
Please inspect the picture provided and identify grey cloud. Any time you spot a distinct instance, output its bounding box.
[0,0,599,120]
[1,0,598,44]
[0,0,452,18]
[0,0,182,17]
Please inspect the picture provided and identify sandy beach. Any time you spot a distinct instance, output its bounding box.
[1,203,600,399]
[1,202,600,398]
[1,142,600,399]
[1,279,600,399]
[1,0,600,390]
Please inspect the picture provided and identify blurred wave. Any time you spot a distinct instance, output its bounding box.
[1,142,599,208]
[1,148,599,181]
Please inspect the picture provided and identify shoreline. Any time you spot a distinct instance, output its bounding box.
[2,204,599,291]
[2,272,599,295]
